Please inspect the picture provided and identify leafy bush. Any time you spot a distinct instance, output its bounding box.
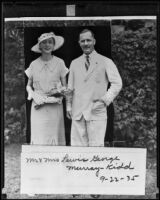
[112,24,157,155]
[4,23,26,144]
[4,106,26,144]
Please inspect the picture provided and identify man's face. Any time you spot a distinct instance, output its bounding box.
[79,31,96,55]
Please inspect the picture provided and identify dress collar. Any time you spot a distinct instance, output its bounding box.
[38,56,55,72]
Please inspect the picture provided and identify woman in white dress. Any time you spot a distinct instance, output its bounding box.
[25,32,68,145]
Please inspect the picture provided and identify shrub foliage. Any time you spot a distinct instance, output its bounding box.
[4,24,26,144]
[112,24,157,155]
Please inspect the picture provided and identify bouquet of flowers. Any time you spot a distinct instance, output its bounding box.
[34,83,73,109]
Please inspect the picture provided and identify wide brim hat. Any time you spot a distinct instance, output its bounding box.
[31,32,64,53]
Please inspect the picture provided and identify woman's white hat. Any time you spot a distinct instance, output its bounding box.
[31,32,64,53]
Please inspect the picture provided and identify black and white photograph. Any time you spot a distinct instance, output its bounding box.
[1,1,159,199]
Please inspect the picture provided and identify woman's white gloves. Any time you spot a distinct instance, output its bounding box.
[44,96,63,104]
[33,92,46,105]
[26,86,62,109]
[26,86,34,101]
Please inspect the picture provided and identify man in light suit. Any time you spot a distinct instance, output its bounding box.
[67,29,122,147]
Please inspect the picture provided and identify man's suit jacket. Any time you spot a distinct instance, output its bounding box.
[67,50,122,121]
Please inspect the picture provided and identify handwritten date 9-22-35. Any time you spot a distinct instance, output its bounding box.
[100,175,140,183]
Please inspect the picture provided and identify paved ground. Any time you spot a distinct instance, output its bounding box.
[2,144,157,199]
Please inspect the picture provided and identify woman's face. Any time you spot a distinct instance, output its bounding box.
[39,38,55,54]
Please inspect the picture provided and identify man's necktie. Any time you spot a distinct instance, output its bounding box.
[85,55,90,71]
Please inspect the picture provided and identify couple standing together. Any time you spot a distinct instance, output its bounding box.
[25,29,122,147]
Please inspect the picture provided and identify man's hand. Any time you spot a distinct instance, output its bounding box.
[93,98,105,104]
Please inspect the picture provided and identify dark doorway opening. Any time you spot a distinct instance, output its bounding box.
[24,24,113,145]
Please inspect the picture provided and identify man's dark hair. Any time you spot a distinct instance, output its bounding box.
[79,29,95,40]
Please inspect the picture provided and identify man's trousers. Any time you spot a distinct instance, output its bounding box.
[71,115,107,147]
